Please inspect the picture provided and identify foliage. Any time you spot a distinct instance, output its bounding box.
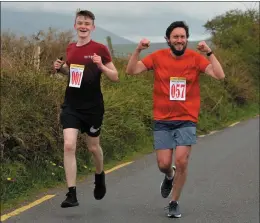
[204,9,260,83]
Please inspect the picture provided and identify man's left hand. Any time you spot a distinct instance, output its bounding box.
[197,41,211,54]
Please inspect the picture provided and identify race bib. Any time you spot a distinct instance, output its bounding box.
[170,77,186,101]
[69,64,85,88]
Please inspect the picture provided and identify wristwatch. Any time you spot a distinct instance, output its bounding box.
[207,51,213,56]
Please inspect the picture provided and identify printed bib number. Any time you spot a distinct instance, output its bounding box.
[170,77,186,101]
[69,64,85,88]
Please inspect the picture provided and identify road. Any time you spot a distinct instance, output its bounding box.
[2,117,259,223]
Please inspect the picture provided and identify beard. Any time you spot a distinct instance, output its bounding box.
[167,42,187,56]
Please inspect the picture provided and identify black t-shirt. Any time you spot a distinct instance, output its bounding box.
[63,40,112,113]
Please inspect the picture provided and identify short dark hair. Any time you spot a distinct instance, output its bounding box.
[166,21,189,39]
[75,9,95,22]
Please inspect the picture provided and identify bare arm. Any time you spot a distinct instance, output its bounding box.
[126,49,148,75]
[126,38,151,75]
[204,54,225,80]
[197,41,225,80]
[99,62,119,82]
[59,63,69,76]
[92,53,119,82]
[53,58,69,75]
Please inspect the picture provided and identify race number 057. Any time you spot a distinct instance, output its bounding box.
[170,78,186,101]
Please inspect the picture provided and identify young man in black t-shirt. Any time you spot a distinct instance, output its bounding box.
[53,10,119,208]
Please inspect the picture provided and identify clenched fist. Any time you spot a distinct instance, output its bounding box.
[92,53,103,68]
[53,57,64,70]
[197,41,211,54]
[137,38,151,51]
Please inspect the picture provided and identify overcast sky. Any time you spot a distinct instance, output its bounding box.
[2,1,259,42]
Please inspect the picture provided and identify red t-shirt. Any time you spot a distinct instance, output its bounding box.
[63,40,112,111]
[141,48,210,123]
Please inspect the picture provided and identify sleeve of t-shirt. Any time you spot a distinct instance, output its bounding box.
[141,53,154,70]
[65,43,72,66]
[197,53,210,73]
[100,45,112,65]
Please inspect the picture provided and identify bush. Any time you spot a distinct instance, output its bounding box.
[204,9,260,84]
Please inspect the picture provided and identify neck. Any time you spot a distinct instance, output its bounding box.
[76,36,91,46]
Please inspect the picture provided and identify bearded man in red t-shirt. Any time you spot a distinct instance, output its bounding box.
[53,10,119,208]
[126,21,225,218]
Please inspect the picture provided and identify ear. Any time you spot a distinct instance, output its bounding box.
[164,36,170,44]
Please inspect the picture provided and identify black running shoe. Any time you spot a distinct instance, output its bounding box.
[164,200,181,218]
[160,166,176,198]
[94,171,106,200]
[61,192,79,208]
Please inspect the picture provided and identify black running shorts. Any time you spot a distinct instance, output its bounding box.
[60,105,103,137]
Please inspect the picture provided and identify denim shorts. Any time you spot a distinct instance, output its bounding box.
[153,120,197,150]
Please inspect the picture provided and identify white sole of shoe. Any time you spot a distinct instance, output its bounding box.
[167,213,181,218]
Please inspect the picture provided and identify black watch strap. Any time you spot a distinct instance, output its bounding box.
[207,51,213,56]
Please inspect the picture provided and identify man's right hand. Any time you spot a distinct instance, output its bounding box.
[53,58,64,70]
[136,38,150,51]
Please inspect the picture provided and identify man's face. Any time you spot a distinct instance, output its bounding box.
[74,16,95,38]
[167,27,188,56]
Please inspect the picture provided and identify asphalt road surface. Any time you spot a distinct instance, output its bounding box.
[3,117,259,223]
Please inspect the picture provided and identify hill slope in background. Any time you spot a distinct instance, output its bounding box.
[112,41,212,57]
[1,8,134,45]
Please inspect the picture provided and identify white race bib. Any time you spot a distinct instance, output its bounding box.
[169,77,186,101]
[69,64,85,88]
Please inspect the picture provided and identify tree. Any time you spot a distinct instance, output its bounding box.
[204,9,259,82]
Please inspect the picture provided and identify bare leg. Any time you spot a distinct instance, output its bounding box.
[63,128,78,187]
[86,135,103,174]
[171,145,191,201]
[156,149,174,177]
[86,135,106,200]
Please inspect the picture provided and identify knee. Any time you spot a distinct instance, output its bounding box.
[175,157,188,172]
[88,144,101,155]
[157,158,172,173]
[64,141,76,154]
